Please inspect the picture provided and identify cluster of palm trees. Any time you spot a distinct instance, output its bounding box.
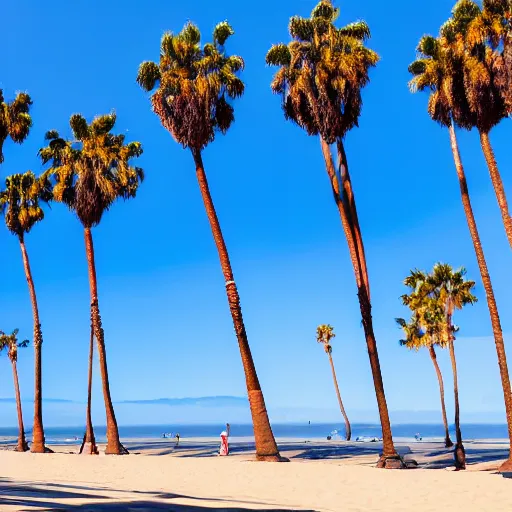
[397,264,478,470]
[1,0,511,471]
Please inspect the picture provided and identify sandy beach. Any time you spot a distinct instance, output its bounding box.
[2,438,512,511]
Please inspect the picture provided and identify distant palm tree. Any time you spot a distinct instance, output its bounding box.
[39,113,144,455]
[80,323,98,455]
[137,22,282,461]
[0,172,52,453]
[316,324,351,441]
[0,90,32,163]
[397,270,453,448]
[266,1,401,468]
[409,30,512,473]
[443,0,512,247]
[0,329,30,452]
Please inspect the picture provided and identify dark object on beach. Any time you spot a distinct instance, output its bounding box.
[454,443,466,471]
[404,458,419,469]
[502,471,512,479]
[327,436,332,441]
[175,433,180,446]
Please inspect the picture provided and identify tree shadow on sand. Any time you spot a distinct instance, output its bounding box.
[0,479,317,511]
[419,446,510,470]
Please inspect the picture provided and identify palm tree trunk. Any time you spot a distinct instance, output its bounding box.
[319,138,402,468]
[191,148,283,462]
[448,123,512,471]
[80,322,98,455]
[327,352,351,441]
[448,336,465,470]
[11,359,29,452]
[336,138,370,298]
[428,345,453,448]
[19,237,49,454]
[479,131,512,248]
[84,227,127,455]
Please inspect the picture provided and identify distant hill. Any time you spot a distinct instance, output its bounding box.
[118,396,248,407]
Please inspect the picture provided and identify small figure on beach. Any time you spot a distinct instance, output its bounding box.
[175,433,180,445]
[415,433,422,442]
[219,430,229,456]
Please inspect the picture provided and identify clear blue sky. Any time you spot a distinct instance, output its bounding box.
[1,0,511,427]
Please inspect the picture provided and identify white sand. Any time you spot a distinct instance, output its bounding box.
[1,439,512,511]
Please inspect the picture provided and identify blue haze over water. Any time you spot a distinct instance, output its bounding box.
[0,423,509,446]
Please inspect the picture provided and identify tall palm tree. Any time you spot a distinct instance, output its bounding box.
[0,171,52,453]
[316,324,351,441]
[39,112,144,455]
[397,271,453,448]
[0,90,32,164]
[266,1,401,468]
[444,1,512,248]
[137,22,283,461]
[80,323,98,455]
[409,30,512,473]
[0,329,30,452]
[467,0,512,114]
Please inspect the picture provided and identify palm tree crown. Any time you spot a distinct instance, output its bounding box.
[266,0,378,144]
[316,324,335,354]
[0,172,52,240]
[38,113,144,226]
[136,21,244,150]
[0,90,33,163]
[0,329,29,363]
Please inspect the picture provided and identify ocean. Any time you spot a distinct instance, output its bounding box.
[0,423,509,445]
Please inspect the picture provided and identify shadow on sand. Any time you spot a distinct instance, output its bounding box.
[0,478,317,511]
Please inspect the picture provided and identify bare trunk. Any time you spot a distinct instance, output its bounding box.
[320,138,401,468]
[80,322,98,455]
[84,227,127,455]
[449,123,512,471]
[428,345,453,448]
[19,237,48,454]
[479,131,512,248]
[191,148,282,462]
[336,138,370,298]
[11,359,29,452]
[327,352,351,441]
[448,337,465,469]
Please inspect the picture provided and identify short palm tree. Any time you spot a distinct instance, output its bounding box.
[0,171,52,453]
[0,90,32,164]
[137,22,282,461]
[316,324,351,441]
[0,329,30,452]
[397,270,454,448]
[427,264,477,469]
[39,112,144,455]
[267,1,401,468]
[409,30,512,473]
[443,0,512,248]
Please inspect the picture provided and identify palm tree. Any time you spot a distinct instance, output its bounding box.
[409,29,512,473]
[39,112,144,455]
[0,90,32,164]
[80,323,98,455]
[0,171,53,453]
[266,1,401,468]
[444,1,512,248]
[397,271,453,448]
[316,324,351,441]
[0,329,30,452]
[137,22,283,462]
[429,264,477,469]
[466,0,512,114]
